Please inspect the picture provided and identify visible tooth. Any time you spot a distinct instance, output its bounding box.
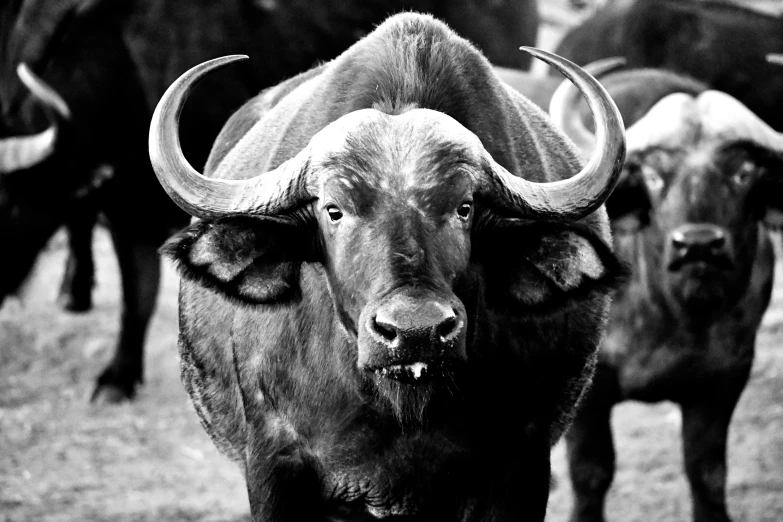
[378,363,429,379]
[407,362,427,379]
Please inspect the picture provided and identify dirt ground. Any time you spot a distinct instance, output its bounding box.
[3,3,783,521]
[1,229,249,522]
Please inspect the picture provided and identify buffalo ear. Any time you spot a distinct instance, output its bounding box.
[161,216,310,304]
[750,150,783,230]
[605,162,653,234]
[476,223,628,314]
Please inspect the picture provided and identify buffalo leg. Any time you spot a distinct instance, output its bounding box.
[58,209,97,312]
[681,378,746,522]
[566,365,620,522]
[92,227,161,403]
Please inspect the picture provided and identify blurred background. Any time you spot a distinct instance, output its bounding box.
[1,0,782,520]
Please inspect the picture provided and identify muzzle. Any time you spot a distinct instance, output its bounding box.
[358,293,467,383]
[667,223,734,272]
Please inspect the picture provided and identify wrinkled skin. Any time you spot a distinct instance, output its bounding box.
[0,0,539,402]
[158,14,626,521]
[565,77,782,522]
[553,0,783,131]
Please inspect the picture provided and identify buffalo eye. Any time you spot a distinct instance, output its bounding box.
[640,165,664,194]
[457,202,472,220]
[326,204,343,222]
[731,160,755,187]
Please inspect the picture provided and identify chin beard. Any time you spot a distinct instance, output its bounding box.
[361,367,463,429]
[669,272,729,313]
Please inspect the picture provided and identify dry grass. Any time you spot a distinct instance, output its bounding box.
[0,229,248,522]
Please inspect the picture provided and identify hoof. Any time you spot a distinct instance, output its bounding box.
[58,292,93,313]
[91,373,140,404]
[91,385,132,405]
[57,267,94,313]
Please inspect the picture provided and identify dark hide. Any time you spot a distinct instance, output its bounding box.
[553,0,783,131]
[0,0,178,402]
[0,0,539,402]
[162,13,624,522]
[564,71,780,522]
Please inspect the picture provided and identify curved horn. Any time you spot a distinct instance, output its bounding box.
[17,63,71,119]
[767,54,783,66]
[482,48,625,221]
[548,57,626,156]
[148,55,316,219]
[0,63,71,173]
[0,127,57,173]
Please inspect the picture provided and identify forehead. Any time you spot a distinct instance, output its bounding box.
[312,108,483,194]
[627,91,778,154]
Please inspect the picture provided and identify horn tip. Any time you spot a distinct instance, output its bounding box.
[16,62,36,87]
[197,54,251,73]
[598,56,627,69]
[519,46,546,57]
[222,54,250,63]
[16,62,72,119]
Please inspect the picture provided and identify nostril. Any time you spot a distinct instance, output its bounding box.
[373,316,398,342]
[670,230,687,250]
[708,235,726,250]
[436,316,458,341]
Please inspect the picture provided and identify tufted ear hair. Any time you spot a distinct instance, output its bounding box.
[161,216,313,304]
[475,221,628,315]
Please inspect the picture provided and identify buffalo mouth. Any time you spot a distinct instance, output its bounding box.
[366,359,462,385]
[667,252,734,273]
[361,359,464,427]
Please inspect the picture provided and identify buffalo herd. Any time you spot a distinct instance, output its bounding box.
[1,0,782,520]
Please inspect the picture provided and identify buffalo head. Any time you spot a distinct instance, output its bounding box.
[552,63,783,317]
[151,50,626,427]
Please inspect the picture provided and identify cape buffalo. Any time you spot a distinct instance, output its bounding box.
[148,13,627,522]
[0,0,539,402]
[551,63,783,522]
[0,1,172,405]
[552,0,783,132]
